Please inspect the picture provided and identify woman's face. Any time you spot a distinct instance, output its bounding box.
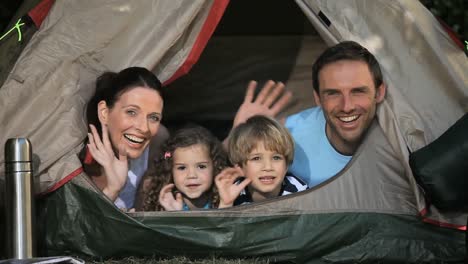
[99,86,163,159]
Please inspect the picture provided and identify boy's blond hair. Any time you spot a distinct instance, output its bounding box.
[228,115,294,166]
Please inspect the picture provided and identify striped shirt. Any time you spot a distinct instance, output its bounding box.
[234,174,308,206]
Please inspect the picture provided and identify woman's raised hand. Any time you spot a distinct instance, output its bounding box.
[87,124,128,201]
[215,167,252,208]
[159,184,183,211]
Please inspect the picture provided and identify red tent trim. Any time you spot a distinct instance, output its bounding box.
[41,167,83,195]
[28,0,55,28]
[419,208,467,231]
[436,17,464,51]
[42,146,96,194]
[163,0,229,85]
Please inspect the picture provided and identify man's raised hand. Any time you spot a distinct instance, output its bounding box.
[233,80,292,128]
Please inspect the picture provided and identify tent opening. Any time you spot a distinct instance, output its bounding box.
[162,0,325,140]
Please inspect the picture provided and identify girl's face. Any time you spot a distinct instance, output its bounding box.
[99,87,163,159]
[172,144,213,203]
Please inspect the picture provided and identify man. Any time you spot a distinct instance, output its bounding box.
[233,41,386,187]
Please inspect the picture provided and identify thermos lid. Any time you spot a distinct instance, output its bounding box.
[5,138,32,173]
[5,138,32,162]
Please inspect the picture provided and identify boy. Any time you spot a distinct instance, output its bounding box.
[216,115,307,208]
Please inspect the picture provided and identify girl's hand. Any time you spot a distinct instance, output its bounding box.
[87,124,128,201]
[159,184,183,211]
[215,167,252,208]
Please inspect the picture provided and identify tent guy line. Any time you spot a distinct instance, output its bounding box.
[0,18,26,42]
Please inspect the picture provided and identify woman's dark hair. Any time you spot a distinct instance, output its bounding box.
[86,67,164,136]
[143,125,230,211]
[312,41,384,93]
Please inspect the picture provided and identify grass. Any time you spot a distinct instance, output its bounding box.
[86,256,271,264]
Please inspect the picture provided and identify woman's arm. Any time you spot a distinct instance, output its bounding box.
[87,124,128,201]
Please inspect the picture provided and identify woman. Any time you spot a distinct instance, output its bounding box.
[82,67,168,209]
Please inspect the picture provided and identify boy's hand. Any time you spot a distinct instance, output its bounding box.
[88,123,128,201]
[159,184,183,211]
[215,167,252,208]
[232,80,292,128]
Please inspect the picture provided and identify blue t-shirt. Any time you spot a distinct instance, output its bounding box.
[285,107,352,187]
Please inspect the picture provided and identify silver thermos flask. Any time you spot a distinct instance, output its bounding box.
[4,138,35,259]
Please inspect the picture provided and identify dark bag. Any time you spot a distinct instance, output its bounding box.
[409,113,468,211]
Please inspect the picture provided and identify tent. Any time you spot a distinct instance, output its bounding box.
[0,0,467,262]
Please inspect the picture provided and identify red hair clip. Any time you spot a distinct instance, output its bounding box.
[164,151,172,159]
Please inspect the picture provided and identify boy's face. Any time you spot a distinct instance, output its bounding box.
[241,141,287,199]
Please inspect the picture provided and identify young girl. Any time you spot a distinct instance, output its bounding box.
[142,125,231,211]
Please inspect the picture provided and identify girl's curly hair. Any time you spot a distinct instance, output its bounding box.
[143,125,230,211]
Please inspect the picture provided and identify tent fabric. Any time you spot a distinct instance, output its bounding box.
[162,0,229,85]
[0,0,466,261]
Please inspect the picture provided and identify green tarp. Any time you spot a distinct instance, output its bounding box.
[38,176,466,263]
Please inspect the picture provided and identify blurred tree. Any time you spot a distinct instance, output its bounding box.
[420,0,467,50]
[0,0,24,32]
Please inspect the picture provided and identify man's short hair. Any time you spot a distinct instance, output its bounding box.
[312,41,383,93]
[228,115,294,166]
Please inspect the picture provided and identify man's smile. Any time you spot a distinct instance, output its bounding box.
[338,115,360,123]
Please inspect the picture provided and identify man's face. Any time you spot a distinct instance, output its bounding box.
[314,60,385,155]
